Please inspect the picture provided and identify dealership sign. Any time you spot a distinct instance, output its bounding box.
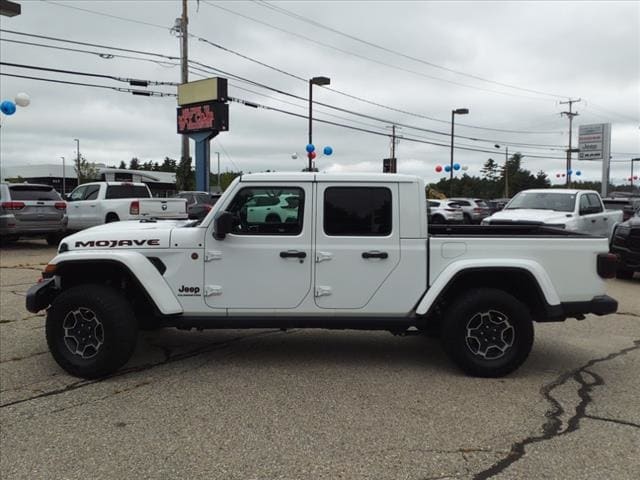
[177,102,229,134]
[578,123,610,161]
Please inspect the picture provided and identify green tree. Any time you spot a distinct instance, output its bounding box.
[118,160,127,169]
[176,156,194,191]
[129,157,140,170]
[480,158,500,182]
[159,157,177,172]
[75,155,100,184]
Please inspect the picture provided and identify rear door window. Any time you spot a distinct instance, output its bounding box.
[105,185,150,199]
[324,187,392,236]
[8,185,61,201]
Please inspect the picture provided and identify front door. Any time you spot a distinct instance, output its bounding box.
[204,183,312,310]
[314,183,400,309]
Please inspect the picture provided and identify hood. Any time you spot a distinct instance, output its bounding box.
[622,214,640,227]
[486,209,572,225]
[62,220,190,252]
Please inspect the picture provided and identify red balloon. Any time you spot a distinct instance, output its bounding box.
[634,176,638,180]
[309,151,316,159]
[562,173,566,177]
[556,173,561,178]
[629,177,633,181]
[435,165,443,172]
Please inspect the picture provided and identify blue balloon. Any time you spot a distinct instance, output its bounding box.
[444,165,452,172]
[305,143,315,153]
[567,169,573,175]
[453,163,461,171]
[323,146,333,156]
[0,100,16,115]
[576,171,582,176]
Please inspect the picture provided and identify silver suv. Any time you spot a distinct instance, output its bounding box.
[427,200,464,224]
[0,183,68,245]
[449,198,491,224]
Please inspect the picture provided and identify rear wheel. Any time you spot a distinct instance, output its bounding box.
[46,284,138,379]
[441,288,534,377]
[431,215,445,225]
[463,213,472,224]
[105,213,119,223]
[265,213,281,223]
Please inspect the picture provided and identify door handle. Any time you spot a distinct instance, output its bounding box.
[280,250,306,259]
[591,219,596,223]
[362,251,388,259]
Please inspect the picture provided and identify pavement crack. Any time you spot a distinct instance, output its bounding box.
[0,314,44,325]
[0,329,283,409]
[617,311,640,318]
[0,351,48,364]
[585,414,640,429]
[472,339,640,480]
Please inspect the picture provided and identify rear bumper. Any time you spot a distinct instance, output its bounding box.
[544,295,618,321]
[0,216,67,236]
[25,278,58,313]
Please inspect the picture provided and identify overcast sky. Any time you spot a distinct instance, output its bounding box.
[1,0,638,186]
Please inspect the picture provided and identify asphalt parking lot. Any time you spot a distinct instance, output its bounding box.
[1,240,639,479]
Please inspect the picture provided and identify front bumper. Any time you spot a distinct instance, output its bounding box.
[25,278,58,313]
[544,295,618,321]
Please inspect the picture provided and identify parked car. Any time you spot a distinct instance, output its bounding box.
[176,191,221,220]
[427,200,464,224]
[0,183,67,245]
[602,197,640,222]
[449,198,492,224]
[65,182,187,230]
[482,189,623,240]
[488,198,509,215]
[610,207,639,279]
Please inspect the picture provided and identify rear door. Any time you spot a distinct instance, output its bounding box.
[66,185,87,229]
[76,183,101,227]
[8,185,64,227]
[314,183,400,309]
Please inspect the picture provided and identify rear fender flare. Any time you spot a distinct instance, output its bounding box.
[416,259,561,315]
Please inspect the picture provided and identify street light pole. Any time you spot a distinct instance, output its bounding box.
[60,156,65,195]
[450,108,469,196]
[494,144,509,198]
[632,158,640,190]
[308,76,331,171]
[74,138,80,186]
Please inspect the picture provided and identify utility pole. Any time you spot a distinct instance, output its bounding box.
[216,151,220,189]
[180,0,189,169]
[504,146,509,198]
[560,98,580,187]
[390,125,396,159]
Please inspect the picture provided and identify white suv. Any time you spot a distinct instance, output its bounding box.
[427,200,464,224]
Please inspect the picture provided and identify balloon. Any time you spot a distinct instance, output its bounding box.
[444,165,451,172]
[309,151,316,159]
[435,165,443,173]
[14,93,30,107]
[323,146,333,155]
[634,176,638,180]
[453,163,460,171]
[567,169,573,175]
[305,143,315,153]
[0,100,16,115]
[556,173,561,178]
[291,153,298,160]
[462,165,469,171]
[561,173,566,177]
[575,171,581,176]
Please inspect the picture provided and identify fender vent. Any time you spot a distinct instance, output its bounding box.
[147,257,167,275]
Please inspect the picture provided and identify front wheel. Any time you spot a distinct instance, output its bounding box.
[46,284,138,379]
[441,288,534,377]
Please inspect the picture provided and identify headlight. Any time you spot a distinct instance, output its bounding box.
[615,226,631,237]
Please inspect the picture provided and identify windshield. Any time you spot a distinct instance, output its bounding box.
[506,192,576,212]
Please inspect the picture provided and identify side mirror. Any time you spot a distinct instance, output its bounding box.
[213,211,234,240]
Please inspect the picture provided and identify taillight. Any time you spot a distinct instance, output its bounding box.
[1,201,25,210]
[203,204,212,212]
[445,208,457,212]
[54,202,66,211]
[597,253,618,279]
[473,207,483,213]
[130,200,140,215]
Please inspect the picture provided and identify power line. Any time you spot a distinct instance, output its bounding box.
[0,61,179,86]
[200,0,559,105]
[253,0,569,100]
[0,72,176,97]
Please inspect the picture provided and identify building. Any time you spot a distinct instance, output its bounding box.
[0,164,178,197]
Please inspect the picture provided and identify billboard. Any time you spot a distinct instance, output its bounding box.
[578,123,610,161]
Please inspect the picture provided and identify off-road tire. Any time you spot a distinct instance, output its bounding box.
[441,288,534,377]
[46,284,138,379]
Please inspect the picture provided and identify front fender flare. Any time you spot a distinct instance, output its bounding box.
[49,250,183,315]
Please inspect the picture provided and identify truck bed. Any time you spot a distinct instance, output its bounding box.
[429,224,592,237]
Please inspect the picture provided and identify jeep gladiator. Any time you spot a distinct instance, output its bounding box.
[26,173,618,379]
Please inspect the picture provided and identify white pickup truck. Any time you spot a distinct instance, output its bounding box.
[482,189,623,239]
[65,182,187,230]
[27,173,618,379]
